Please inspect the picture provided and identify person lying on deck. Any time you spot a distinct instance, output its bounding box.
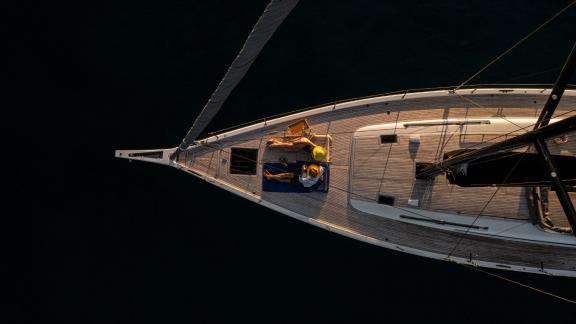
[266,137,327,162]
[264,164,325,188]
[266,136,316,150]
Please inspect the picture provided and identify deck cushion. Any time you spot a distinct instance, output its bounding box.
[262,161,329,193]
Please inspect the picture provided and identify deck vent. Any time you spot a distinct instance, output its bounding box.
[230,148,258,175]
[380,134,398,144]
[377,194,395,205]
[407,199,419,207]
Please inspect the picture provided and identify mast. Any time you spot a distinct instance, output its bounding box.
[531,41,576,234]
[416,42,576,179]
[533,139,576,232]
[170,0,299,160]
[415,41,576,234]
[414,115,576,178]
[534,42,576,129]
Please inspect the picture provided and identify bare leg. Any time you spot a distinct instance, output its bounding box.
[267,142,295,149]
[266,138,281,145]
[264,169,295,183]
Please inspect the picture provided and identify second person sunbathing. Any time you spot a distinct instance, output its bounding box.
[264,164,325,188]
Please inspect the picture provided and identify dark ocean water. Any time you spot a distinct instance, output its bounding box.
[9,0,576,322]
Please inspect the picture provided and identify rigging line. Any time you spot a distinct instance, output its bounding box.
[195,142,557,239]
[199,143,441,222]
[446,146,532,259]
[461,264,576,305]
[183,147,448,240]
[434,123,464,163]
[182,154,575,305]
[454,0,576,91]
[467,149,532,167]
[446,195,499,256]
[493,221,529,236]
[355,107,572,155]
[198,79,576,141]
[191,107,576,185]
[442,106,576,152]
[189,143,570,232]
[184,146,435,222]
[199,84,576,137]
[329,183,440,221]
[377,112,401,194]
[494,67,562,84]
[194,104,575,174]
[433,122,449,163]
[454,92,524,130]
[188,109,576,195]
[196,106,576,149]
[196,96,576,145]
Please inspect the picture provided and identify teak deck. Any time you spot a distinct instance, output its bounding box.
[177,88,576,276]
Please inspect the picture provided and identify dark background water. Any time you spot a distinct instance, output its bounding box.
[8,0,576,322]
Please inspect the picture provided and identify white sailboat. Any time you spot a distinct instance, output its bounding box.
[116,0,576,277]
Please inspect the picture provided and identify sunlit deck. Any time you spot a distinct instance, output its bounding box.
[176,87,576,276]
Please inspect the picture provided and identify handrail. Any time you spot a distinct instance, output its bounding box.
[196,83,575,140]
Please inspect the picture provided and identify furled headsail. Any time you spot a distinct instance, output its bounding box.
[171,0,300,159]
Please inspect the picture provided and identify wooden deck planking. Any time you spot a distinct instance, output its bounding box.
[351,131,531,219]
[181,91,576,272]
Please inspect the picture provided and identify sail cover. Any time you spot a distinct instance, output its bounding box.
[172,0,300,158]
[443,149,576,187]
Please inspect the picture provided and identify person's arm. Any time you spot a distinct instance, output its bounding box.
[306,137,317,147]
[301,165,307,178]
[294,137,315,146]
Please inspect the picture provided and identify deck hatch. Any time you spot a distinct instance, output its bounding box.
[230,148,258,175]
[377,194,395,205]
[380,134,398,144]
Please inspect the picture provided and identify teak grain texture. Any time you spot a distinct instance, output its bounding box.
[182,90,576,272]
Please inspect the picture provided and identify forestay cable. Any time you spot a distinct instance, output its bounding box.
[171,0,300,159]
[455,0,576,91]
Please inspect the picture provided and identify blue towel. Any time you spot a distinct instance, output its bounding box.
[262,161,329,193]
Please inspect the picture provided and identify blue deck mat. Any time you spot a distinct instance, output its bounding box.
[262,161,329,193]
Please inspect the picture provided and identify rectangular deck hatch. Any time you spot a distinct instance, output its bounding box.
[380,134,398,144]
[230,148,258,175]
[378,194,395,205]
